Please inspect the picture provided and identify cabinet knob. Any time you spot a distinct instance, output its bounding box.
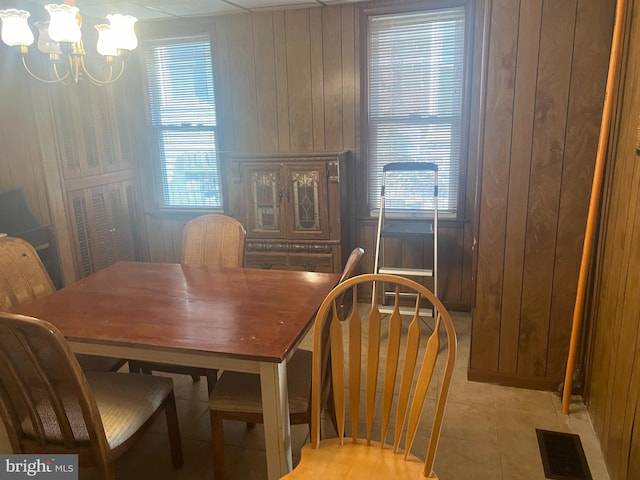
[260,262,273,269]
[302,263,317,272]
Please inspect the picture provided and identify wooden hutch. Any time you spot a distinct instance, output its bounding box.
[229,151,354,273]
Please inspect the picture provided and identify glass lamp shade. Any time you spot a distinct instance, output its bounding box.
[45,4,81,43]
[35,21,61,54]
[107,14,138,51]
[0,9,35,47]
[95,24,117,56]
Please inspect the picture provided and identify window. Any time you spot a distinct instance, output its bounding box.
[143,35,222,210]
[366,6,467,216]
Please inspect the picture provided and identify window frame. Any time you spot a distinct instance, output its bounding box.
[140,27,226,217]
[360,0,475,220]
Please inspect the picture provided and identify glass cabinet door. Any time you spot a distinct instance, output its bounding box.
[286,164,329,239]
[242,165,285,237]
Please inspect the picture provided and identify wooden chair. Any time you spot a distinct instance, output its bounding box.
[129,214,247,393]
[280,273,457,480]
[0,312,183,480]
[181,214,246,268]
[0,236,126,372]
[208,247,365,480]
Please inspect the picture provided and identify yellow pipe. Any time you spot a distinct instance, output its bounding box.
[562,0,627,414]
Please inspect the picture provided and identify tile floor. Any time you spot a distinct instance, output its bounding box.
[0,312,610,480]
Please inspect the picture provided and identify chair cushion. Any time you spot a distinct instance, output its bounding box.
[88,372,173,450]
[21,372,173,450]
[209,349,312,415]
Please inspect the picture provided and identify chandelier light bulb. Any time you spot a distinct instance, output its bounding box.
[36,21,61,55]
[0,9,35,47]
[95,24,117,57]
[45,4,81,43]
[107,14,138,51]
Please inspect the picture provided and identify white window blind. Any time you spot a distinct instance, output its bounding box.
[368,7,466,215]
[143,35,222,209]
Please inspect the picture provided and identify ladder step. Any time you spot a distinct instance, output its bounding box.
[378,267,433,277]
[381,220,434,237]
[379,305,433,316]
[383,291,420,298]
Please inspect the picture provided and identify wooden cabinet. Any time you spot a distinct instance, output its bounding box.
[67,179,144,278]
[231,152,353,273]
[42,79,147,283]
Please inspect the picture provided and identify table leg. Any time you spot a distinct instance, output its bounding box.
[260,361,292,480]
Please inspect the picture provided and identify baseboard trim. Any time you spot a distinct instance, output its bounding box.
[467,368,561,391]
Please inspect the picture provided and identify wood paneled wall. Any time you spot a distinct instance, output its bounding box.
[585,1,640,478]
[140,4,361,265]
[0,0,623,402]
[0,49,49,225]
[470,0,615,389]
[139,2,479,309]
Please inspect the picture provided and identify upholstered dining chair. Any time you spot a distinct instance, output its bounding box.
[279,273,457,480]
[129,214,247,393]
[0,312,183,480]
[208,247,365,480]
[0,236,126,372]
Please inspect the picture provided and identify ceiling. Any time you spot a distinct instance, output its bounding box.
[29,0,366,21]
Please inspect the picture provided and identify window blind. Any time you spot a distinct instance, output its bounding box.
[143,35,222,209]
[367,7,466,215]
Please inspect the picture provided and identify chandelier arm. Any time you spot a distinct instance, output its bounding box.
[21,55,68,84]
[70,54,81,83]
[79,55,125,85]
[52,62,72,85]
[107,60,126,82]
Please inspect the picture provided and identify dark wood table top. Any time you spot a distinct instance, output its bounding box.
[16,261,341,363]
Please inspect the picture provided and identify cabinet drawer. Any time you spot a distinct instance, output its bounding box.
[288,254,333,273]
[244,253,288,270]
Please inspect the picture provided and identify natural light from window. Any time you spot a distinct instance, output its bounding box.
[144,35,222,209]
[367,7,465,216]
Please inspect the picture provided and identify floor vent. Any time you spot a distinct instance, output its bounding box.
[536,429,593,480]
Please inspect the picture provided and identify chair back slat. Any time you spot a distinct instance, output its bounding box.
[404,313,441,459]
[0,237,55,311]
[381,289,402,444]
[0,346,47,444]
[393,299,422,453]
[423,309,457,477]
[181,214,246,268]
[347,287,362,443]
[15,329,79,449]
[328,303,346,442]
[308,273,457,479]
[0,313,111,465]
[365,299,382,444]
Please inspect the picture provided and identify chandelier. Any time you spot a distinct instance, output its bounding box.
[0,2,138,85]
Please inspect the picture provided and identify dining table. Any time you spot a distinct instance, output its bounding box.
[14,260,341,480]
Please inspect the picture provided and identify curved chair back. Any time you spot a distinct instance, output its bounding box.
[0,312,183,479]
[0,236,55,311]
[335,247,365,320]
[0,236,125,373]
[309,273,457,478]
[181,214,246,268]
[339,247,365,283]
[0,312,114,472]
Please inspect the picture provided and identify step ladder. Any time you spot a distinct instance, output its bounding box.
[373,162,438,317]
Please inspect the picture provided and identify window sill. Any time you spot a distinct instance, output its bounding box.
[368,210,458,220]
[148,208,226,222]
